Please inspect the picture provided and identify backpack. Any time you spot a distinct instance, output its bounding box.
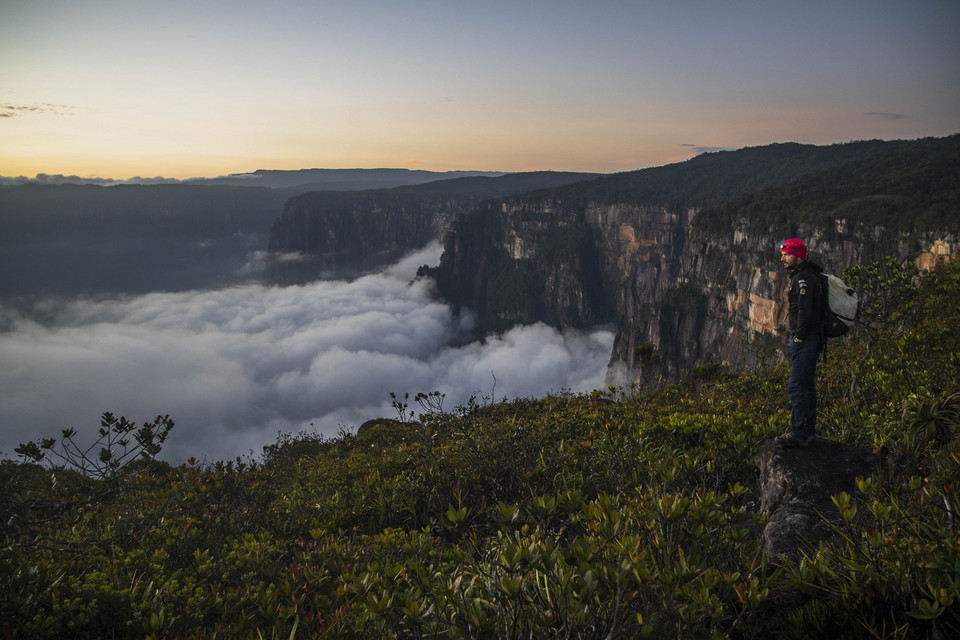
[819,273,859,338]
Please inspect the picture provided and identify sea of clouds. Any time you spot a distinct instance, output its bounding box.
[0,243,614,463]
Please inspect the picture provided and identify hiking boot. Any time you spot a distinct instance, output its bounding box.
[776,433,809,448]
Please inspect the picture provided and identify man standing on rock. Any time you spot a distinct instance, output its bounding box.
[778,238,824,448]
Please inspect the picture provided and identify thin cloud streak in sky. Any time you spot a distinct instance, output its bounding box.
[0,102,74,118]
[864,112,907,120]
[0,244,614,463]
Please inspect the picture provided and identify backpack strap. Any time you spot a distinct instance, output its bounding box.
[817,273,828,363]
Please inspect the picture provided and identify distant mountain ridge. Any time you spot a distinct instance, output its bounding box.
[0,170,599,298]
[0,168,506,191]
[191,168,506,191]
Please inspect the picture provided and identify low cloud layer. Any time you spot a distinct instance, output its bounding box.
[0,244,614,463]
[680,144,738,155]
[0,102,74,118]
[0,173,181,187]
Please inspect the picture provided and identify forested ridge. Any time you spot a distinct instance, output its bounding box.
[533,136,958,213]
[695,134,960,237]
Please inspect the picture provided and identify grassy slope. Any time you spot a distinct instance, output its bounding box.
[3,261,959,639]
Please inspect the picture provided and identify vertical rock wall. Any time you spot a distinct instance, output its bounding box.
[435,196,958,387]
[265,192,469,284]
[436,202,613,333]
[606,215,959,387]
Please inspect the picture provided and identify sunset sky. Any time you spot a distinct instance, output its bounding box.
[2,0,958,180]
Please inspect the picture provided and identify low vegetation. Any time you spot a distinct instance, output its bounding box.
[3,259,959,638]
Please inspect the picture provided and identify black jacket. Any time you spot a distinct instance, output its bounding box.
[787,260,824,338]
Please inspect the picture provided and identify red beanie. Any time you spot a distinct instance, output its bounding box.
[780,238,807,260]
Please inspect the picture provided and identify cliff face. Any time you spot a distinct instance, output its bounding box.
[266,191,468,283]
[435,202,613,332]
[263,172,599,284]
[605,220,958,387]
[263,137,959,386]
[439,195,959,387]
[434,136,960,386]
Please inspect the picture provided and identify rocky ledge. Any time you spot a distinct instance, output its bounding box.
[756,437,883,561]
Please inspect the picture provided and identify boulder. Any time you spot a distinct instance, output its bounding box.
[756,437,883,561]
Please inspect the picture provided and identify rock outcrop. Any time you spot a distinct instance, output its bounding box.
[432,135,960,383]
[755,438,883,561]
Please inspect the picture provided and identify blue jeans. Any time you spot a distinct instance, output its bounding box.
[788,333,821,440]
